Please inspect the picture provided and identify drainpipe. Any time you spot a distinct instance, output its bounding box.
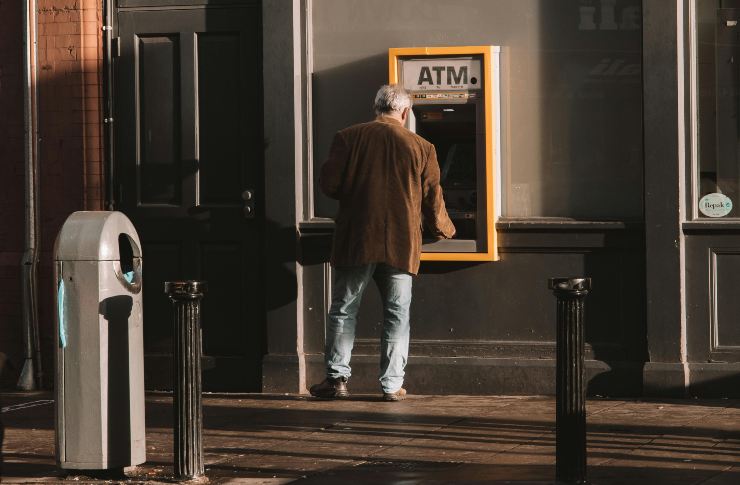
[18,0,42,391]
[103,0,115,210]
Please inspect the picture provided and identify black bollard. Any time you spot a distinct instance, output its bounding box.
[165,280,207,480]
[548,277,591,485]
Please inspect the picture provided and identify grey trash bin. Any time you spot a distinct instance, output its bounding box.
[54,211,146,470]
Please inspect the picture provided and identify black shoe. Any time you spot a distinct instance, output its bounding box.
[309,376,349,398]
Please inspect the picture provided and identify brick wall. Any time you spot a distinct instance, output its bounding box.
[0,1,25,387]
[0,0,104,388]
[38,0,104,214]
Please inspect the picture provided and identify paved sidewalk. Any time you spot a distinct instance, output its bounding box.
[1,391,739,484]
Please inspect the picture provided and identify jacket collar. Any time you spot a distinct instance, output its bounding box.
[375,114,403,126]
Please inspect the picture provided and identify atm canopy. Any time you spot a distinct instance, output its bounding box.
[54,211,142,262]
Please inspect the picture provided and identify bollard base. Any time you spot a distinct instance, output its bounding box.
[173,474,209,483]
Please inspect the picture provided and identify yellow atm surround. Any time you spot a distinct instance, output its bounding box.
[389,46,500,262]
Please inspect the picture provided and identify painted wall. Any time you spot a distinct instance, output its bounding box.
[311,0,643,219]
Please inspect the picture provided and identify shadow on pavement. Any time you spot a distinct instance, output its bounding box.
[0,455,58,479]
[1,394,740,484]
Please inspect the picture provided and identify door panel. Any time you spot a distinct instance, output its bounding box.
[138,35,182,205]
[115,4,264,391]
[197,33,243,204]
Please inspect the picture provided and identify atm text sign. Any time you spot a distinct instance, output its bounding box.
[402,58,482,91]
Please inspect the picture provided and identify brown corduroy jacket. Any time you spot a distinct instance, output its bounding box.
[320,115,456,275]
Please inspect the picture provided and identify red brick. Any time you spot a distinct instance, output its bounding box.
[84,135,101,150]
[47,46,77,61]
[80,59,98,75]
[81,21,99,36]
[80,46,99,60]
[54,34,81,48]
[85,124,100,137]
[44,21,81,35]
[81,33,98,48]
[85,153,102,163]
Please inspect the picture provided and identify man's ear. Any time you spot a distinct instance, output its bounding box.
[401,107,410,122]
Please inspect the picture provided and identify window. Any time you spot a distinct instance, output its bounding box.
[694,0,740,218]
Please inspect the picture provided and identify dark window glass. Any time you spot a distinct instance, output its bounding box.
[696,0,740,218]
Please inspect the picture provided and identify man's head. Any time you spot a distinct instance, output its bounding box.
[374,84,412,122]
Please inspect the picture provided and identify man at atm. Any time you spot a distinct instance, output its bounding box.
[310,84,455,401]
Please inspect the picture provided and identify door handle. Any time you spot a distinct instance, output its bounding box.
[242,189,255,219]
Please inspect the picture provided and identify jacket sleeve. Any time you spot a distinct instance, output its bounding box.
[421,144,456,239]
[319,131,350,200]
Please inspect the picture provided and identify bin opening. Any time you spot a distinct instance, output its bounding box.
[118,234,139,283]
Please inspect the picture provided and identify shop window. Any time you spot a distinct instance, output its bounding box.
[694,0,740,218]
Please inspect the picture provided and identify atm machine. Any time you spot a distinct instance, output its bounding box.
[389,46,501,261]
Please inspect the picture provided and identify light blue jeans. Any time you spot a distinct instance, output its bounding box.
[325,263,413,394]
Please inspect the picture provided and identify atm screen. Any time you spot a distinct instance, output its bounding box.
[414,103,478,240]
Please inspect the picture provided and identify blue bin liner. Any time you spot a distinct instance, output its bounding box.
[58,278,67,348]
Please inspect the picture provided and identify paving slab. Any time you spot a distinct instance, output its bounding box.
[2,393,740,484]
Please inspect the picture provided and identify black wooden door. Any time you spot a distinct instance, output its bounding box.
[115,3,264,391]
